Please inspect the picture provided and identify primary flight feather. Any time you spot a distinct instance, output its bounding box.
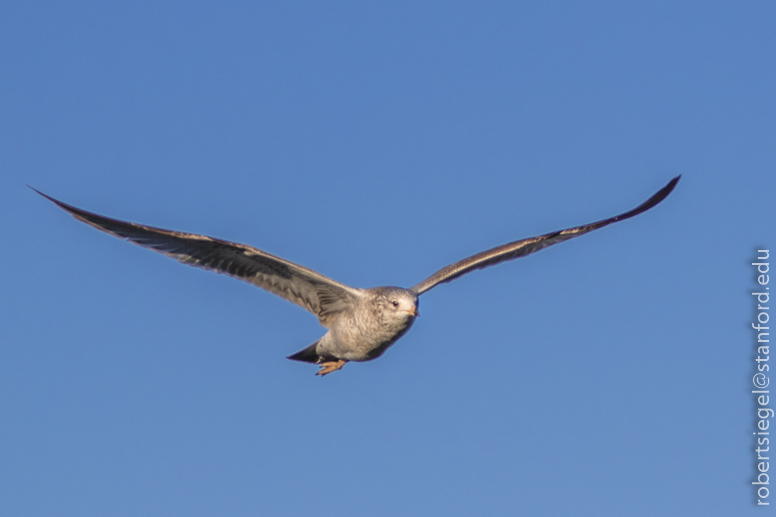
[33,176,679,376]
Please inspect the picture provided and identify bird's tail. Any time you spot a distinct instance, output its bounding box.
[287,340,320,363]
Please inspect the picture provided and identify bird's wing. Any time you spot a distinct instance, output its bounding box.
[410,176,680,295]
[33,189,362,327]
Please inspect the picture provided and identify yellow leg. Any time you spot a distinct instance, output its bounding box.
[316,359,346,376]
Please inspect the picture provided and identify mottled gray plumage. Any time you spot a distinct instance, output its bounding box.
[32,176,679,376]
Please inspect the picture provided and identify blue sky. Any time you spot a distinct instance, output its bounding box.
[1,1,774,515]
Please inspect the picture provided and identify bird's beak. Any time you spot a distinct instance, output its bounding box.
[408,306,419,317]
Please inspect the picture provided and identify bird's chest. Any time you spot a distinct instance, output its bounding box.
[332,310,414,361]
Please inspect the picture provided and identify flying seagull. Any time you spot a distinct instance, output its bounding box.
[32,176,679,376]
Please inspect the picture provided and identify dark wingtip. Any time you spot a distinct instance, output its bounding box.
[27,184,46,197]
[28,187,104,226]
[28,185,48,197]
[666,174,681,192]
[611,175,681,223]
[28,186,73,211]
[647,175,681,207]
[583,175,680,231]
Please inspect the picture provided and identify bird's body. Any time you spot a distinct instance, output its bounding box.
[321,287,419,362]
[290,287,419,373]
[33,176,679,376]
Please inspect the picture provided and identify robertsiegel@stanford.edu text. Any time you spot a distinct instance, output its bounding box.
[753,249,770,506]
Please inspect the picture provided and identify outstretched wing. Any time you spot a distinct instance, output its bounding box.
[33,189,362,326]
[410,176,680,295]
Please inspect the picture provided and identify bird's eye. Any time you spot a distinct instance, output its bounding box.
[391,301,399,308]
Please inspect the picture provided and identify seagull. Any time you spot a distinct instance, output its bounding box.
[32,176,679,376]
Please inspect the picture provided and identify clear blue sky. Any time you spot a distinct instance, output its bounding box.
[1,1,774,515]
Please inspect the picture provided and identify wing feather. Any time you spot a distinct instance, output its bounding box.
[33,188,361,326]
[410,176,680,295]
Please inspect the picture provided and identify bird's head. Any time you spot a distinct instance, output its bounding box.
[374,287,420,321]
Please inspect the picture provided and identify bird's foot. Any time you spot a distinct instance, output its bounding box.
[316,360,346,377]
